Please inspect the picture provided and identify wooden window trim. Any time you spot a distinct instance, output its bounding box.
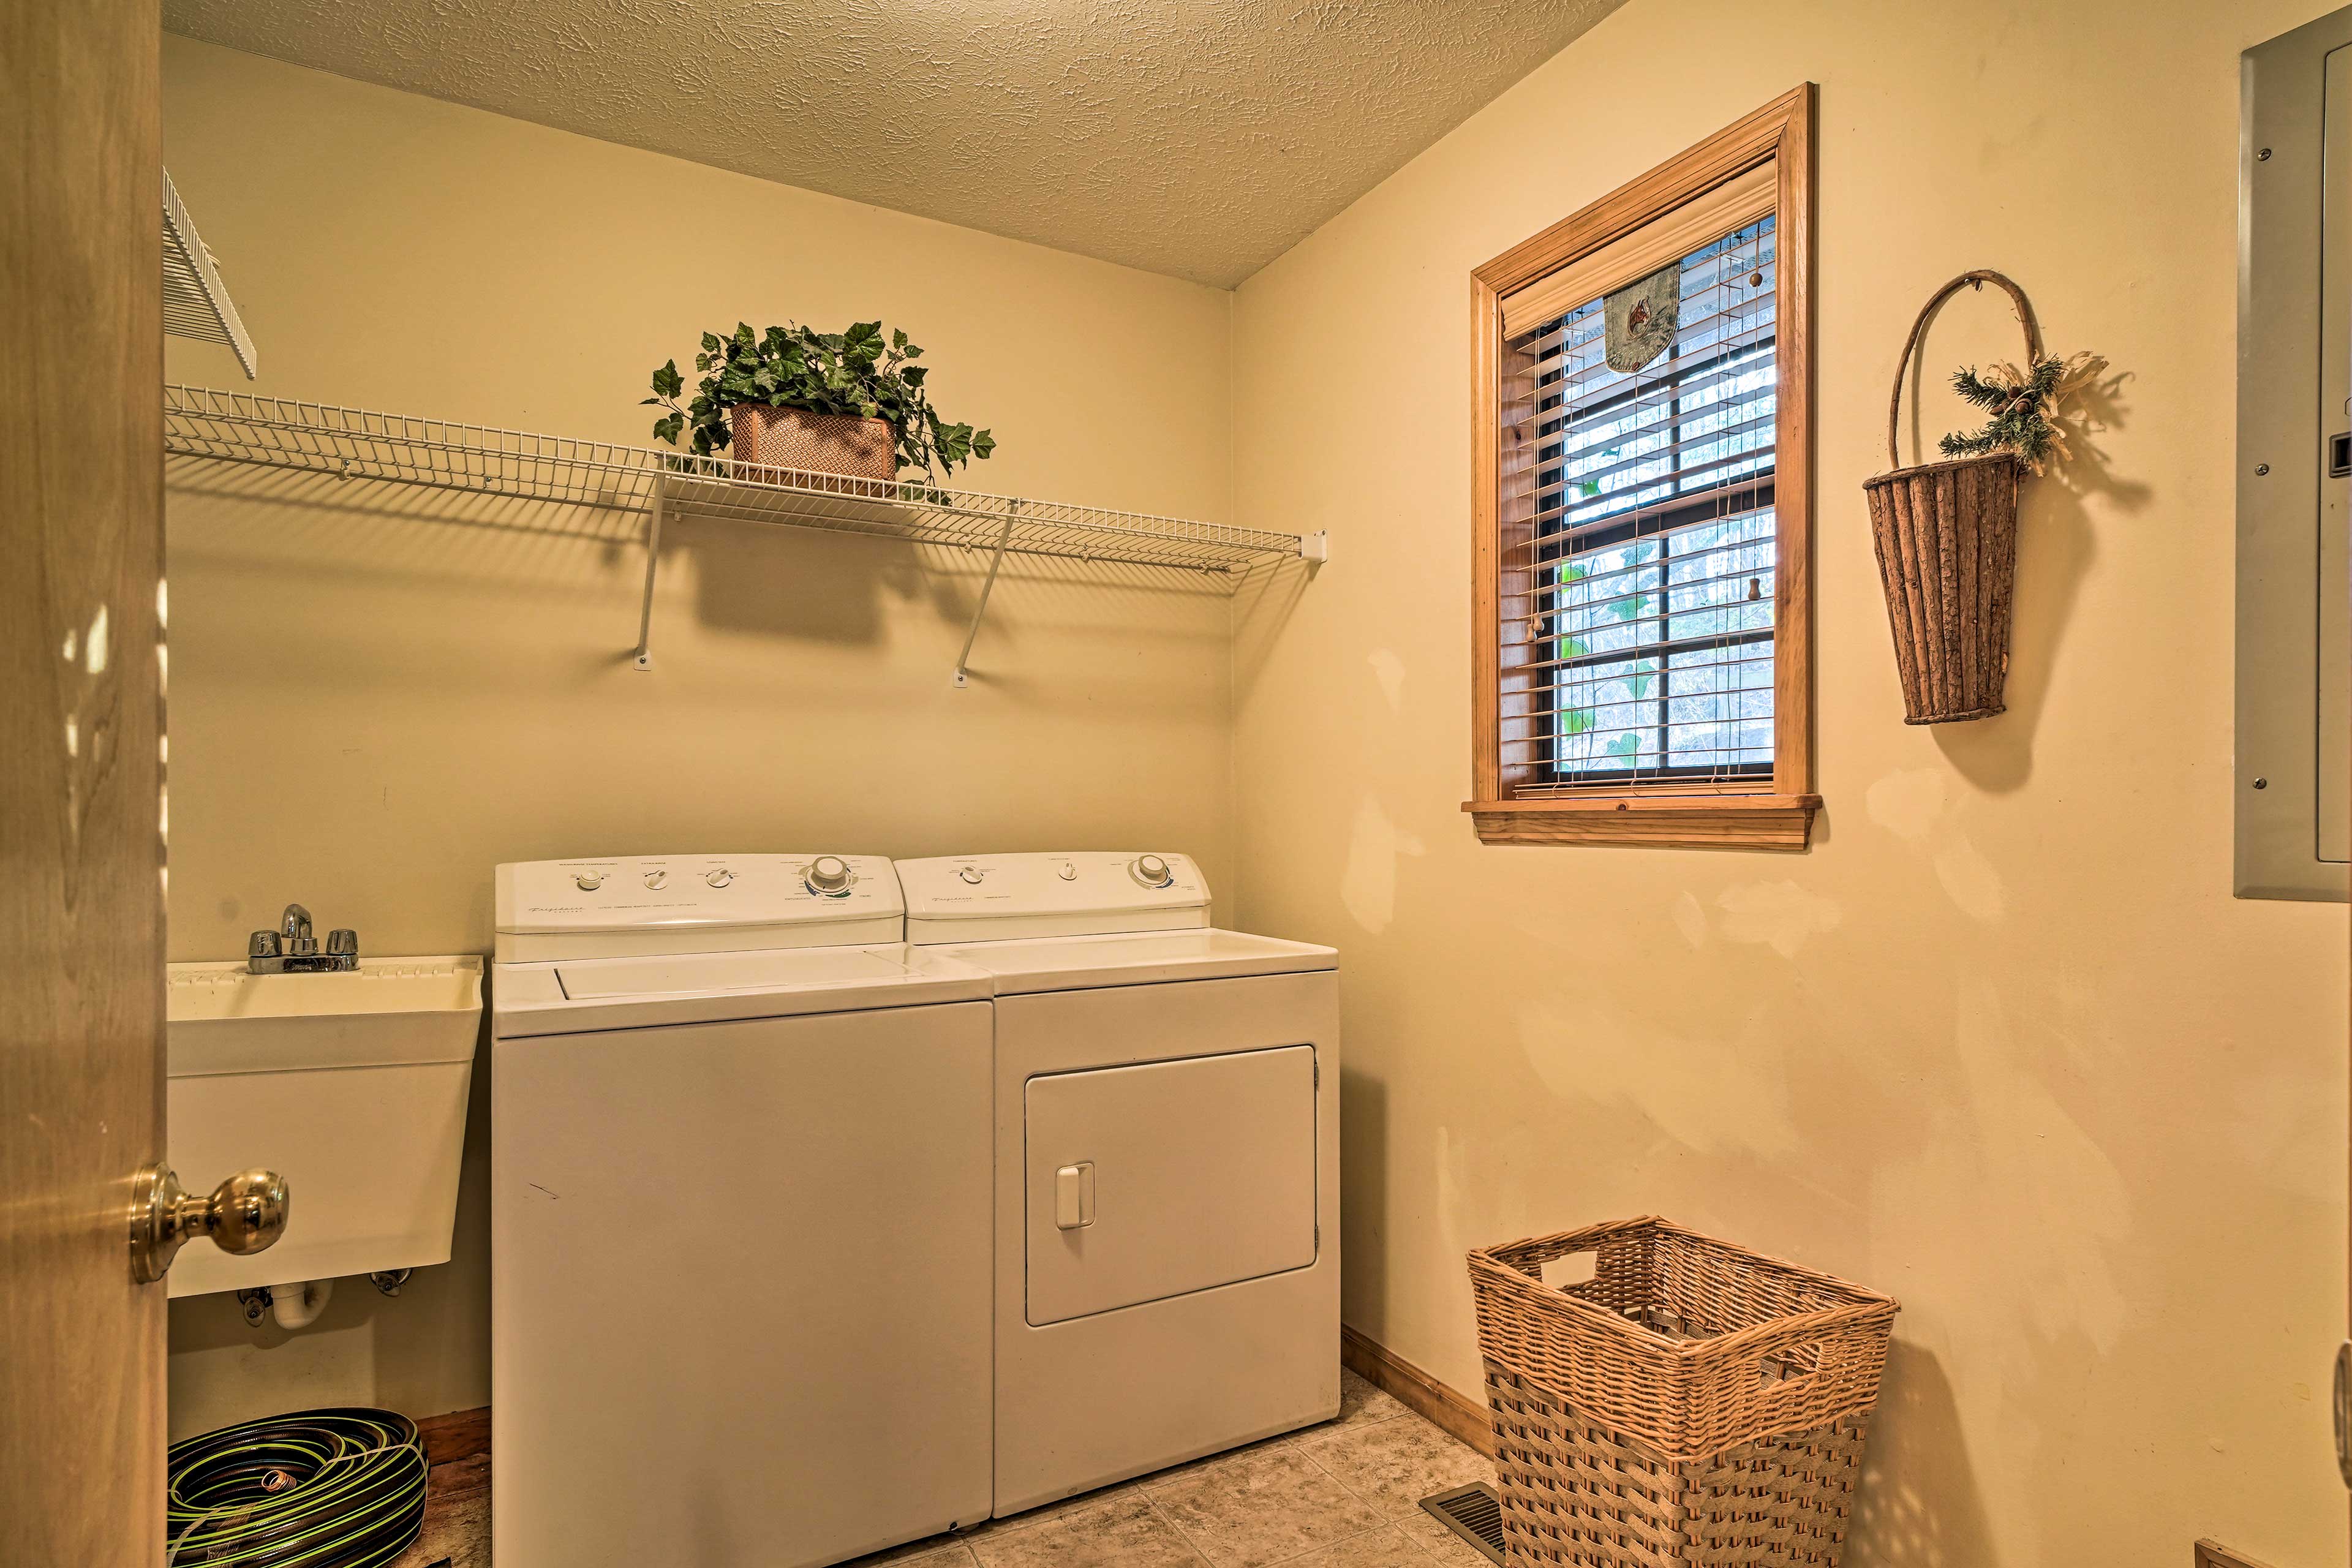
[1465,85,1819,852]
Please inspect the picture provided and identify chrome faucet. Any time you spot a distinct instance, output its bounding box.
[247,903,359,973]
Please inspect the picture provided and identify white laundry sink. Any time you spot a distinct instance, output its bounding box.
[164,957,483,1298]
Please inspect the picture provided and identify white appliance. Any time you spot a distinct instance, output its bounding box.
[900,851,1340,1515]
[490,854,994,1568]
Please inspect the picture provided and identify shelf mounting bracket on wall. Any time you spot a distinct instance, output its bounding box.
[631,473,666,671]
[952,501,1019,690]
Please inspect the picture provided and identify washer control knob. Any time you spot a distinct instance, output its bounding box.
[804,855,854,895]
[1055,862,1078,881]
[1133,854,1173,888]
[575,871,606,891]
[706,869,734,889]
[957,866,984,886]
[643,869,668,890]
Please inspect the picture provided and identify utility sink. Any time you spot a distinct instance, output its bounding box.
[165,957,484,1298]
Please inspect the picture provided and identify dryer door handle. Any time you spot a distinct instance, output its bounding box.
[1053,1162,1096,1230]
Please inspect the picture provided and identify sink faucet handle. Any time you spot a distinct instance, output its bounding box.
[326,929,358,958]
[247,930,282,960]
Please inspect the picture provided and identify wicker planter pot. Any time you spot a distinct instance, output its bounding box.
[1862,452,2021,724]
[1863,270,2041,724]
[729,404,897,496]
[1467,1217,1898,1568]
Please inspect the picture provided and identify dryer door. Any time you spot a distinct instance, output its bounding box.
[1025,1044,1317,1326]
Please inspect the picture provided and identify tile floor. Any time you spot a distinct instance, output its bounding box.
[390,1370,1497,1568]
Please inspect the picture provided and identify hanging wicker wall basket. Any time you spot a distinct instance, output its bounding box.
[1861,270,2043,724]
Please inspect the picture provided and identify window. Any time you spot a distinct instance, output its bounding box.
[1467,87,1817,850]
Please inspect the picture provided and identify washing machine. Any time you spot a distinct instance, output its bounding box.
[899,851,1340,1515]
[490,853,993,1568]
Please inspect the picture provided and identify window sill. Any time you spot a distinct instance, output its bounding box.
[1462,793,1821,851]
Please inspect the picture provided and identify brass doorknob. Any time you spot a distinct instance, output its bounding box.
[129,1164,290,1284]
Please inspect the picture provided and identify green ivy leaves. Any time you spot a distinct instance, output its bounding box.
[642,320,995,483]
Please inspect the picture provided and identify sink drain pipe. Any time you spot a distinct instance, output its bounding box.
[270,1278,334,1330]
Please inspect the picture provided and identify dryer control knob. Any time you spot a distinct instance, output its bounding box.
[575,871,606,891]
[804,856,854,895]
[706,869,735,888]
[957,866,984,885]
[1133,854,1173,888]
[643,869,668,890]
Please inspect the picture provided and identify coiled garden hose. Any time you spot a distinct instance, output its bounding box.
[166,1408,428,1567]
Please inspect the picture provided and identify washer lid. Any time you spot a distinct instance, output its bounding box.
[494,854,902,959]
[921,928,1335,995]
[493,944,990,1036]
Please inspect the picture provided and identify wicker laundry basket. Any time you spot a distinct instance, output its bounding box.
[729,404,897,497]
[1466,1216,1898,1567]
[1861,270,2043,724]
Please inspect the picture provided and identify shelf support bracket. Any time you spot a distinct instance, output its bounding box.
[952,502,1017,690]
[632,474,666,672]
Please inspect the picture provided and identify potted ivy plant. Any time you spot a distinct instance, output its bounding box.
[643,320,995,494]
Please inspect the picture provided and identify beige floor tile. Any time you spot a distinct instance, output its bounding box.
[1392,1507,1496,1567]
[403,1365,1482,1567]
[1272,1524,1430,1568]
[1138,1428,1317,1493]
[1332,1370,1408,1429]
[393,1487,488,1568]
[850,1537,987,1568]
[1148,1447,1386,1567]
[867,1547,983,1568]
[968,1490,1207,1568]
[1299,1420,1494,1520]
[963,1476,1156,1540]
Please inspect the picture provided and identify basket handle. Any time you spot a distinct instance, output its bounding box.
[1885,270,2044,470]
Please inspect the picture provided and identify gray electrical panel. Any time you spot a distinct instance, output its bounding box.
[2238,7,2352,901]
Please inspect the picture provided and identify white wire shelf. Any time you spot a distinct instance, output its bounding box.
[163,383,1325,678]
[164,174,257,380]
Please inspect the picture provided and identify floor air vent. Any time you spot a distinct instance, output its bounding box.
[1420,1482,1505,1564]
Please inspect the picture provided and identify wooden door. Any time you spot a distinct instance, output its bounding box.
[0,2,169,1564]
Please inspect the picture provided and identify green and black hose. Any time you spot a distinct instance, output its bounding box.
[166,1408,428,1567]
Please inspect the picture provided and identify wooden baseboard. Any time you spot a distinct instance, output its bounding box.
[415,1406,490,1497]
[1341,1325,1495,1457]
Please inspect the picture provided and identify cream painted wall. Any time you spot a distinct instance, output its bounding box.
[1230,1,2350,1564]
[159,36,1235,1435]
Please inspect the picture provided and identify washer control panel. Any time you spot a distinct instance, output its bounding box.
[898,852,1208,943]
[496,854,900,960]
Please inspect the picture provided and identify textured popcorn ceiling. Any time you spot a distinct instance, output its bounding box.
[160,0,1623,287]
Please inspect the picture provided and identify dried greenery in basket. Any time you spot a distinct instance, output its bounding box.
[1936,350,2104,475]
[643,320,995,484]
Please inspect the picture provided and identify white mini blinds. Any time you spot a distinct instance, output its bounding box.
[1502,192,1780,788]
[1498,163,1774,340]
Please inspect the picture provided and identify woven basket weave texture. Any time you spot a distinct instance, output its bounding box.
[729,404,897,496]
[1467,1216,1897,1567]
[1861,453,2020,723]
[1860,269,2042,724]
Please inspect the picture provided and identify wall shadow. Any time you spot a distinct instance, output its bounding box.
[1232,557,1317,707]
[1904,366,2147,794]
[1338,1062,1391,1333]
[168,456,1250,669]
[1846,1340,1997,1566]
